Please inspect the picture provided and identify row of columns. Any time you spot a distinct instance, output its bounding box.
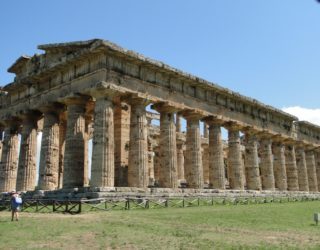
[0,93,320,193]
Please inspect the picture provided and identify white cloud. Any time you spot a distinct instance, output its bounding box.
[282,106,320,126]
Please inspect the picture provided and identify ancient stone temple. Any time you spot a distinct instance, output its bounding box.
[0,39,319,195]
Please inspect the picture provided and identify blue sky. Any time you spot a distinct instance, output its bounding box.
[1,0,320,123]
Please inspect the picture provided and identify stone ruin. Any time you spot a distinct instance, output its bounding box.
[0,39,320,199]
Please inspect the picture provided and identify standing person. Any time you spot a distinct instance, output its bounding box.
[10,190,22,221]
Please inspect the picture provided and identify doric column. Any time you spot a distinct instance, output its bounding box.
[295,146,309,191]
[58,114,67,189]
[0,127,3,162]
[127,98,149,188]
[176,139,185,184]
[38,108,61,190]
[203,123,209,138]
[0,121,20,192]
[316,151,320,191]
[272,139,288,191]
[153,145,160,185]
[226,124,244,190]
[147,141,155,186]
[259,136,275,191]
[153,103,178,188]
[184,112,204,188]
[285,144,299,191]
[202,143,209,185]
[114,101,130,187]
[16,113,40,191]
[63,97,87,188]
[305,150,318,192]
[243,131,261,190]
[176,114,181,132]
[206,120,225,189]
[91,94,115,187]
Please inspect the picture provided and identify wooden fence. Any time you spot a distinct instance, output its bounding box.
[0,195,319,214]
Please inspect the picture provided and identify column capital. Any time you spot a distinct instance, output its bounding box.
[180,110,206,121]
[152,102,181,113]
[126,95,151,107]
[224,121,243,131]
[272,135,287,144]
[202,116,224,126]
[255,131,273,141]
[242,127,260,136]
[60,94,91,106]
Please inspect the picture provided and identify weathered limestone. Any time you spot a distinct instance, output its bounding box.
[38,110,60,190]
[316,152,320,191]
[203,123,209,139]
[58,116,66,189]
[0,128,3,162]
[227,125,244,190]
[295,147,309,191]
[176,114,181,133]
[285,144,299,191]
[272,141,288,191]
[114,101,130,187]
[63,98,87,188]
[244,131,261,190]
[305,150,318,192]
[176,139,185,184]
[207,121,225,189]
[0,124,20,192]
[2,39,320,195]
[259,137,275,191]
[16,114,39,191]
[128,98,149,188]
[184,112,204,188]
[202,144,209,185]
[154,104,178,188]
[91,95,115,187]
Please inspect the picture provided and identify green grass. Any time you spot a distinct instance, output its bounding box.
[0,201,320,249]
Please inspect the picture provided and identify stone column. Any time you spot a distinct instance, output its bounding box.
[0,122,20,192]
[202,144,209,185]
[153,104,178,188]
[243,131,261,190]
[127,98,149,188]
[272,140,288,191]
[176,139,185,184]
[153,145,160,185]
[295,146,309,191]
[38,109,60,190]
[63,98,87,188]
[259,136,275,190]
[316,151,320,191]
[184,112,204,188]
[226,124,244,190]
[91,94,115,187]
[147,141,155,186]
[285,144,299,191]
[207,121,225,189]
[203,123,209,138]
[305,150,318,192]
[58,114,67,189]
[0,127,3,162]
[176,114,181,132]
[16,114,39,191]
[114,101,130,187]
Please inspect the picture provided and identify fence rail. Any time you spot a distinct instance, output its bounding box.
[0,195,320,214]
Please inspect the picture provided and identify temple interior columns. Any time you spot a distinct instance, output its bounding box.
[244,130,261,190]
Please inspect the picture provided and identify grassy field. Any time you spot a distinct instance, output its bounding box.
[0,201,320,250]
